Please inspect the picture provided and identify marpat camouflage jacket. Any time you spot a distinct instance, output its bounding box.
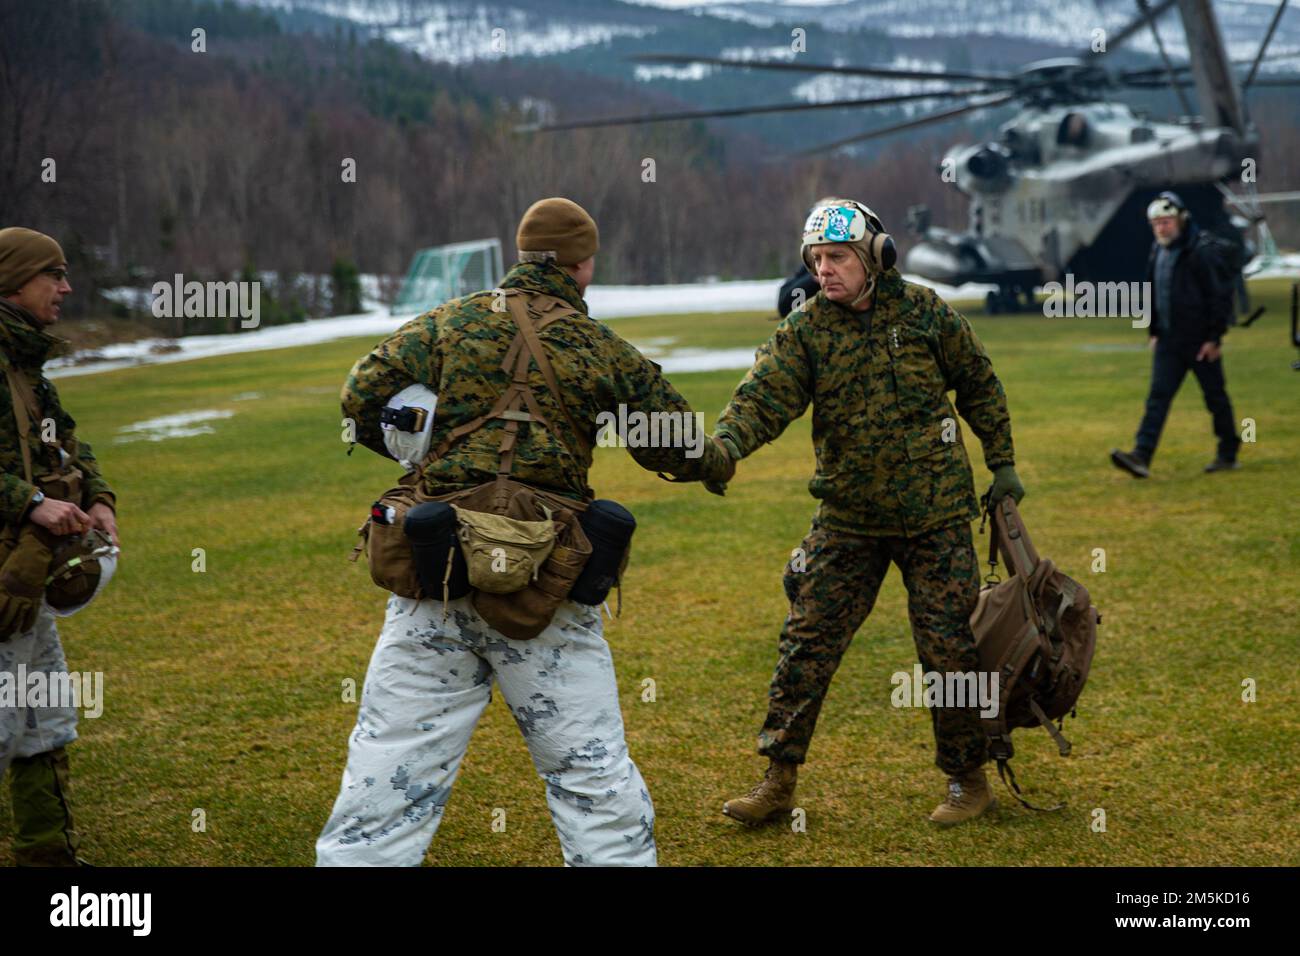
[0,299,116,527]
[342,260,728,500]
[715,269,1014,536]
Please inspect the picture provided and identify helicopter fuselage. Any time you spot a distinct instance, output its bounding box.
[905,97,1255,308]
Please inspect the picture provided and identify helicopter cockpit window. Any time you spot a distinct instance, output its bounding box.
[1057,112,1089,147]
[1002,128,1040,164]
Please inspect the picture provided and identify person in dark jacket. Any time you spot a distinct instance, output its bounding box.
[1111,192,1241,477]
[777,264,819,320]
[775,198,838,319]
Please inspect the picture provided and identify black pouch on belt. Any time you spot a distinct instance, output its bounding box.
[404,501,472,602]
[569,499,635,606]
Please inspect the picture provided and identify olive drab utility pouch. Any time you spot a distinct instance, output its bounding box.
[474,505,592,641]
[0,523,59,640]
[352,477,427,599]
[453,503,556,594]
[972,495,1099,811]
[37,466,83,505]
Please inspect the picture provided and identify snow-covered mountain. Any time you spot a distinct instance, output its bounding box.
[232,0,1300,147]
[239,0,671,63]
[237,0,1300,65]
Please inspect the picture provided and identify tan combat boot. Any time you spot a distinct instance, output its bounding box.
[929,767,997,826]
[722,760,798,827]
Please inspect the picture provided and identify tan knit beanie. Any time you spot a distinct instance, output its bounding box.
[0,227,66,296]
[516,198,599,266]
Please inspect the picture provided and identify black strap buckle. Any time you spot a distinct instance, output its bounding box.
[380,405,428,432]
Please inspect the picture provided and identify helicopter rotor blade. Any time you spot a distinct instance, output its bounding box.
[516,86,1007,133]
[1245,0,1290,89]
[628,53,1017,84]
[1134,0,1195,114]
[1089,0,1178,56]
[1248,191,1300,205]
[793,92,1018,157]
[1122,72,1300,88]
[1121,49,1300,80]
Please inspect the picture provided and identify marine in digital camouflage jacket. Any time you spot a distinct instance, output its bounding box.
[714,268,1015,537]
[342,260,729,500]
[0,299,116,525]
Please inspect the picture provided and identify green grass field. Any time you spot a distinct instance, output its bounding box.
[2,280,1297,866]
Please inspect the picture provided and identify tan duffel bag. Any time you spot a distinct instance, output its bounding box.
[972,496,1100,811]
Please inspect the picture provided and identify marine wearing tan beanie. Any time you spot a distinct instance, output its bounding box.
[0,227,66,296]
[516,198,599,266]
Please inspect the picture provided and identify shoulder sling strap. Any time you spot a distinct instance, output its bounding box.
[425,290,591,473]
[985,495,1040,580]
[5,365,39,484]
[505,294,591,458]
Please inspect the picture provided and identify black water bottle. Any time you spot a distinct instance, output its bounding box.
[570,499,636,606]
[404,501,472,601]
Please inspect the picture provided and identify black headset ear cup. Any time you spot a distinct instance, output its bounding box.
[876,234,897,271]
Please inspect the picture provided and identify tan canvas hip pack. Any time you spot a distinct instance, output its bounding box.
[353,290,597,639]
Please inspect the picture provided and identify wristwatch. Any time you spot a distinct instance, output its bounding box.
[26,490,45,518]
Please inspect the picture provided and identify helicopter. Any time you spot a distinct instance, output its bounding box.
[526,0,1300,316]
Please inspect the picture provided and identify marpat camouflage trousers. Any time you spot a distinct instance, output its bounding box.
[758,519,989,776]
[316,594,656,866]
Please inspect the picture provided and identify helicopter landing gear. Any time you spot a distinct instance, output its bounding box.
[984,286,1033,315]
[982,283,1024,314]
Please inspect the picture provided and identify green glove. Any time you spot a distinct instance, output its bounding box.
[986,464,1024,506]
[704,434,741,497]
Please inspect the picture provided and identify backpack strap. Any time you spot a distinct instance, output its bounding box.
[986,495,1039,580]
[994,757,1066,813]
[987,685,1068,812]
[1028,696,1072,757]
[423,290,590,480]
[5,365,38,484]
[503,294,591,460]
[990,689,1069,812]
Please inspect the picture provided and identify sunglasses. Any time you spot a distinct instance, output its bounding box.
[42,267,70,282]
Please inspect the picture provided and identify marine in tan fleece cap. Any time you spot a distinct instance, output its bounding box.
[0,227,66,297]
[516,198,599,266]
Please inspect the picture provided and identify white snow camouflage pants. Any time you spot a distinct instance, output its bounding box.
[316,594,656,866]
[0,607,79,780]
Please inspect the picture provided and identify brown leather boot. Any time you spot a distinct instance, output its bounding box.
[929,767,996,826]
[722,760,798,827]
